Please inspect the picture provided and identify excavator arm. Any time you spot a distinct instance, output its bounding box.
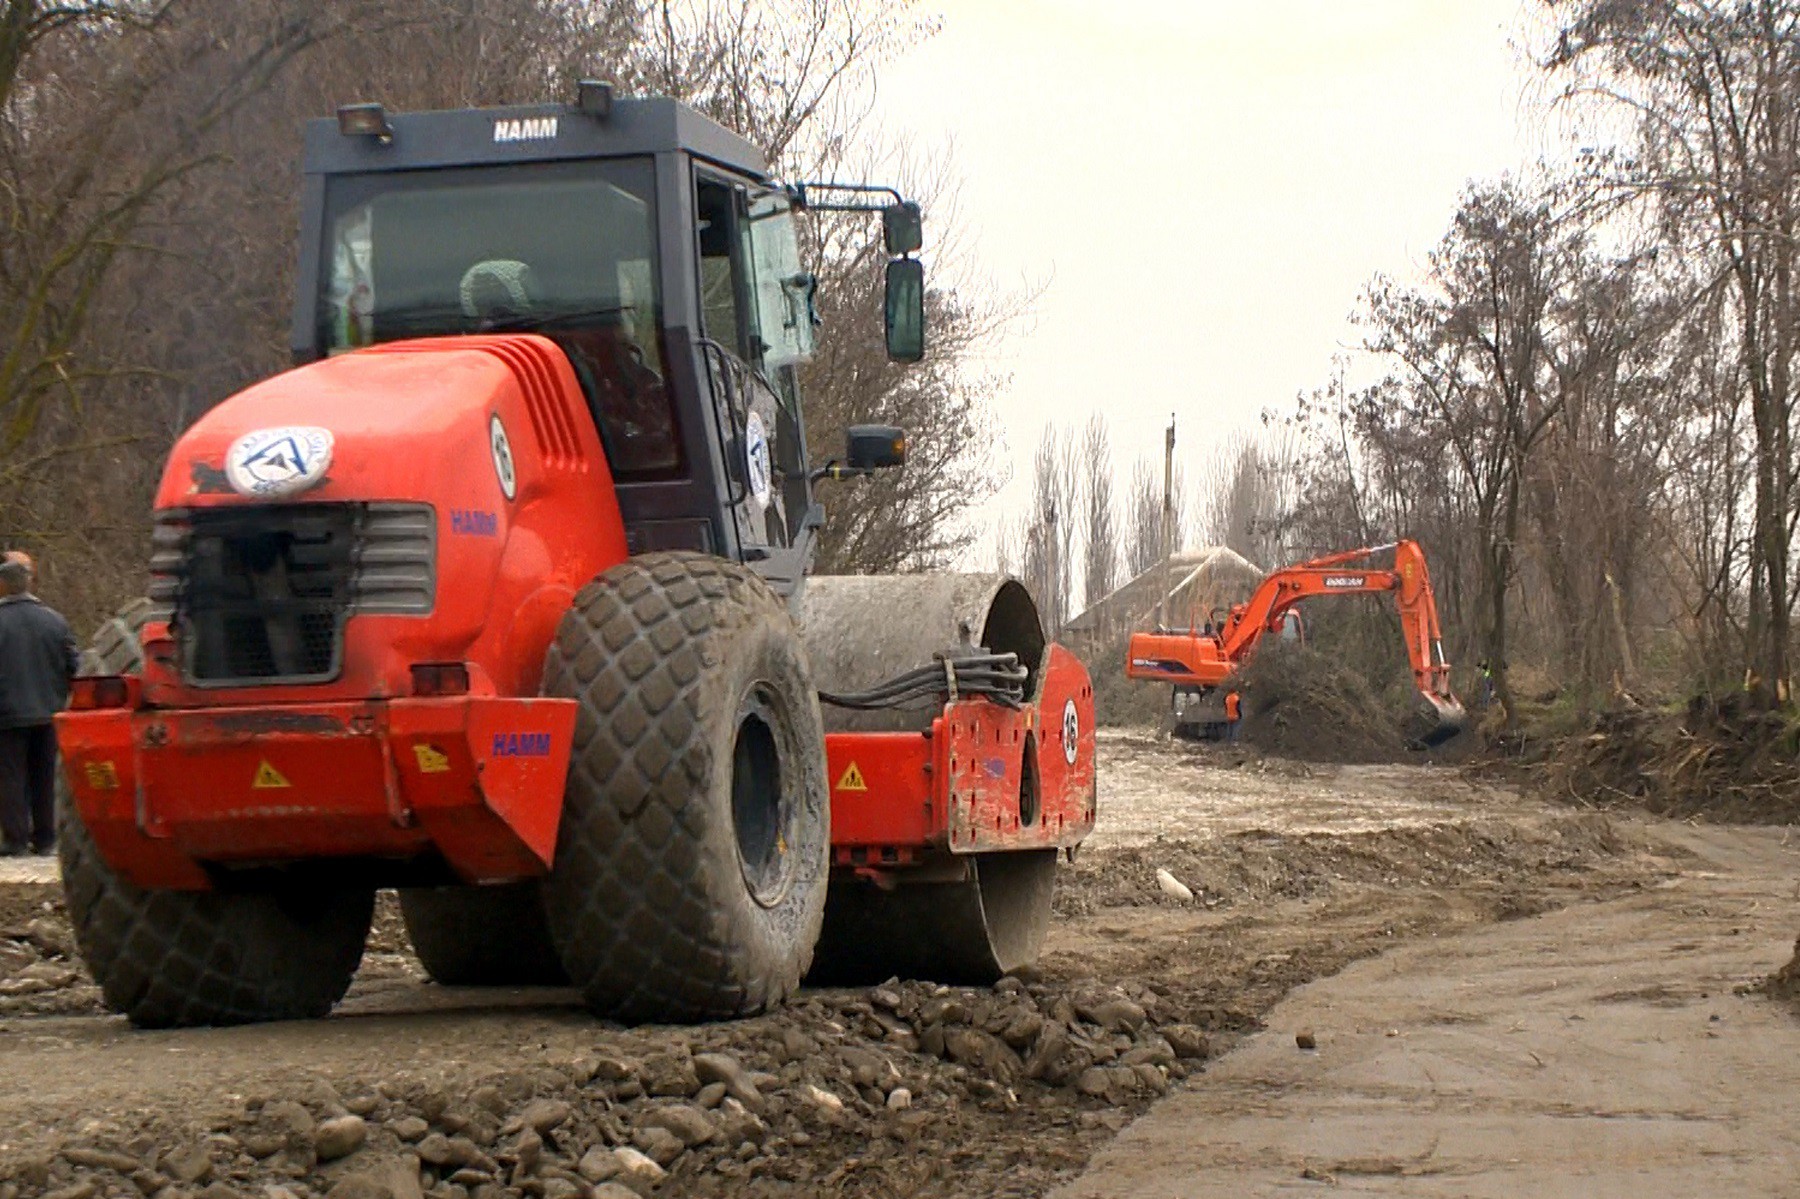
[1126,540,1465,745]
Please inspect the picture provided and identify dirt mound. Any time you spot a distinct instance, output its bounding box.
[1088,629,1170,727]
[1538,698,1800,823]
[1755,938,1800,1011]
[1234,643,1416,763]
[1057,812,1630,918]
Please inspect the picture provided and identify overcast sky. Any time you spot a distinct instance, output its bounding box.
[866,0,1558,562]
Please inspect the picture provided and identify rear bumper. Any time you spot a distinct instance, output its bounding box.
[55,696,576,890]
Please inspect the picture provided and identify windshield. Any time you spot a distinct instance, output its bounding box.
[318,158,680,474]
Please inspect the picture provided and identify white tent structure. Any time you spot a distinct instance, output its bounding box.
[1063,546,1265,659]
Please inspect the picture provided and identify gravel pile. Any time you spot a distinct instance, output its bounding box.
[0,973,1213,1199]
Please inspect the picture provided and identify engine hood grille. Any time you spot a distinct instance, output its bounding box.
[148,502,434,685]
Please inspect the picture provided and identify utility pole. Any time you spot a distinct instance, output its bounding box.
[1156,413,1175,632]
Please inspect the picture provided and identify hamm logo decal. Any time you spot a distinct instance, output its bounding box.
[451,509,498,536]
[492,732,552,758]
[494,117,558,143]
[225,426,333,499]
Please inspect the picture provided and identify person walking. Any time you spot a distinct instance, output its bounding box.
[0,552,79,856]
[1223,689,1243,745]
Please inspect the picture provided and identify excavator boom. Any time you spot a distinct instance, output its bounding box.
[1126,540,1466,746]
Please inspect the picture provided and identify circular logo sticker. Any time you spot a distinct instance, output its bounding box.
[745,411,772,507]
[225,426,334,499]
[1062,698,1080,764]
[490,414,517,501]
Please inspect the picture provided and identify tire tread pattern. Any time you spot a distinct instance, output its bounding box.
[58,599,373,1028]
[541,552,826,1023]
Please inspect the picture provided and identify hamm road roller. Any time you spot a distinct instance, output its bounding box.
[53,86,1095,1027]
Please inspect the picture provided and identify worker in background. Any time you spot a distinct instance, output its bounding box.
[1477,658,1495,706]
[1224,689,1242,745]
[0,552,79,856]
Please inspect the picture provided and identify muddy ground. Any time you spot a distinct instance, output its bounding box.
[0,730,1671,1198]
[1059,822,1800,1197]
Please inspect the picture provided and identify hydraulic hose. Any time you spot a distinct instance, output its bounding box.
[817,652,1029,712]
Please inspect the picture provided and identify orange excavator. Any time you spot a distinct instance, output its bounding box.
[1126,540,1466,746]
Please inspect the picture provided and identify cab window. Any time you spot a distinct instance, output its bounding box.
[318,158,681,476]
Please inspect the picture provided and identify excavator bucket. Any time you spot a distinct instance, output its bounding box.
[1409,692,1468,749]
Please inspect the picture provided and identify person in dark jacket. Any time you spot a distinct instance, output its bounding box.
[0,553,79,856]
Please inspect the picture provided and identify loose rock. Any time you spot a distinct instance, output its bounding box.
[610,1146,666,1185]
[1074,1067,1113,1098]
[778,1029,817,1063]
[575,1147,618,1184]
[1160,1023,1212,1060]
[63,1147,141,1172]
[692,1052,761,1109]
[640,1105,715,1149]
[314,1116,369,1162]
[162,1144,215,1186]
[506,1100,570,1136]
[641,1052,699,1098]
[324,1176,389,1199]
[630,1125,684,1168]
[42,1184,99,1199]
[798,1084,844,1114]
[1155,869,1194,901]
[590,1186,638,1199]
[1078,998,1147,1033]
[388,1118,429,1144]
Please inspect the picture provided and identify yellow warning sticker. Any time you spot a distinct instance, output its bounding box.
[252,760,291,789]
[83,761,120,791]
[836,761,868,792]
[412,743,451,774]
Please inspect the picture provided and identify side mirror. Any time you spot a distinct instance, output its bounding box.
[882,201,923,256]
[846,425,907,471]
[884,258,925,363]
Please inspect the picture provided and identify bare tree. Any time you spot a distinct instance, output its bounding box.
[1546,0,1800,705]
[1124,455,1186,580]
[1016,425,1081,631]
[1359,178,1578,723]
[1080,413,1118,608]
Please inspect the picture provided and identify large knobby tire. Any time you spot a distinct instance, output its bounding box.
[57,598,375,1028]
[400,883,567,986]
[540,552,828,1022]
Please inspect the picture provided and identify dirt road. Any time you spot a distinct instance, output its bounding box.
[1057,823,1800,1197]
[0,733,1736,1198]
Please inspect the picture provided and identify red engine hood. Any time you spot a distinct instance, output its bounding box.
[157,336,592,512]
